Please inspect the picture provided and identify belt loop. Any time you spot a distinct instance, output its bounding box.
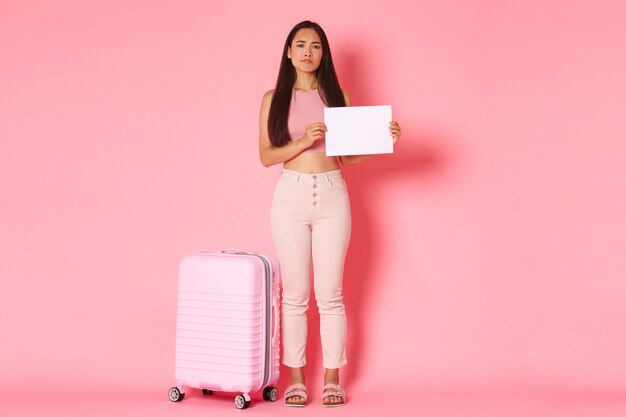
[296,172,300,183]
[325,172,331,184]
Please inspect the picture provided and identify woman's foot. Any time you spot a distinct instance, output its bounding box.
[284,367,307,407]
[284,383,307,407]
[322,368,345,407]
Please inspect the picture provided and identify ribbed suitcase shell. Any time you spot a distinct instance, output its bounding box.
[173,251,280,402]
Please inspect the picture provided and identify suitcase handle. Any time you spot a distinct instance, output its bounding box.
[272,294,280,348]
[219,249,257,255]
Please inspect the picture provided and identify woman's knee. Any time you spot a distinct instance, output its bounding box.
[315,295,345,315]
[282,292,310,314]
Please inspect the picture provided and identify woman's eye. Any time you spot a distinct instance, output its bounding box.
[313,45,321,49]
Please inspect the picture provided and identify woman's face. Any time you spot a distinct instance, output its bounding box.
[287,28,323,74]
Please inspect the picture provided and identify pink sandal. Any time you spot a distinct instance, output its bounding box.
[322,383,346,407]
[284,383,308,407]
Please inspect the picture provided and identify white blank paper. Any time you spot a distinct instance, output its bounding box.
[324,105,393,156]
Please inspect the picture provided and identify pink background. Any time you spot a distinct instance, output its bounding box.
[1,0,625,416]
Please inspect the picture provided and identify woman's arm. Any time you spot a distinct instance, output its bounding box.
[339,154,372,167]
[258,90,325,167]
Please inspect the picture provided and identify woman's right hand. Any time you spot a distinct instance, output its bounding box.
[302,122,327,148]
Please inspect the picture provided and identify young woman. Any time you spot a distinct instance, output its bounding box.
[258,20,401,407]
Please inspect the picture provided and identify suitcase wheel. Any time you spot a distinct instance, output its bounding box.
[168,386,185,402]
[262,386,279,402]
[234,394,251,409]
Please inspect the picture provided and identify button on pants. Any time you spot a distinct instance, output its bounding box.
[271,169,351,369]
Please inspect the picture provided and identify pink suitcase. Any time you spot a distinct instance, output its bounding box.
[168,250,280,409]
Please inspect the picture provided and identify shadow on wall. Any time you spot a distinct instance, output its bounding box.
[334,48,455,386]
[342,133,452,385]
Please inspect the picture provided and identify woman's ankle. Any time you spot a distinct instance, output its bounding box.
[289,366,306,384]
[324,368,339,384]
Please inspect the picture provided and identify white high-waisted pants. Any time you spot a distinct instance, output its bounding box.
[271,169,351,369]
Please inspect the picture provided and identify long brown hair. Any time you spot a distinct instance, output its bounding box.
[268,21,345,147]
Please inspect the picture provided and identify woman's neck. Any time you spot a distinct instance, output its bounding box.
[293,73,318,92]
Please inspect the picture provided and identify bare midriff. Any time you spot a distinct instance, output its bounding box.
[283,151,340,174]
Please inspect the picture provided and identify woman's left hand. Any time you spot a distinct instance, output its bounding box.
[389,120,401,144]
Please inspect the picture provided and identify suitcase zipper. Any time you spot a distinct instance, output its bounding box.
[257,255,272,389]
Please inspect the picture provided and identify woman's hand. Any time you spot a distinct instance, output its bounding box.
[302,122,327,148]
[389,120,401,144]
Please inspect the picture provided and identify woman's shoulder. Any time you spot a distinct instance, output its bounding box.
[260,90,275,110]
[341,90,351,106]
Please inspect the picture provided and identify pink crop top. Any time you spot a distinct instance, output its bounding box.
[288,89,327,153]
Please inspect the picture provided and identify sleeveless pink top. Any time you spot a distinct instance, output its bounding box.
[288,89,326,153]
